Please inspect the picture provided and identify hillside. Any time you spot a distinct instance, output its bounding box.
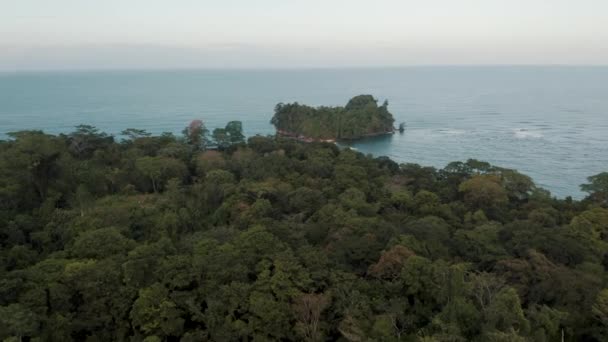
[1,126,608,341]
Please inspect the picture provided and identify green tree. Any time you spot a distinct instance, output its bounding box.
[592,289,608,329]
[459,174,508,210]
[70,227,135,259]
[1,131,66,205]
[69,184,94,217]
[212,128,230,149]
[225,120,245,144]
[135,156,187,192]
[121,128,151,141]
[130,283,185,337]
[582,172,608,205]
[526,305,567,342]
[482,287,529,337]
[195,150,227,177]
[0,304,39,341]
[67,124,113,158]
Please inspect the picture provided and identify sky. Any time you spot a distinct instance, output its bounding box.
[1,0,607,70]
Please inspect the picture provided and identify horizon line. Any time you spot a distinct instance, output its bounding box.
[2,64,608,74]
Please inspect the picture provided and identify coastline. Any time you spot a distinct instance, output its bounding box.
[276,128,395,143]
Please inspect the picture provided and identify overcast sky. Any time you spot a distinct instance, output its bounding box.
[1,0,607,70]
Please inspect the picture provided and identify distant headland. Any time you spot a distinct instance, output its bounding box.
[271,95,398,142]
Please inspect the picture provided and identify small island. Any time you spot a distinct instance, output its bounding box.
[271,95,396,142]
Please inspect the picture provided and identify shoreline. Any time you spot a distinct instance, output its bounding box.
[276,128,395,143]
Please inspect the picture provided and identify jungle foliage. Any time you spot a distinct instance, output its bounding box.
[1,122,608,342]
[271,95,395,140]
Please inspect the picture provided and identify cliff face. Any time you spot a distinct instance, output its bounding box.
[271,95,395,141]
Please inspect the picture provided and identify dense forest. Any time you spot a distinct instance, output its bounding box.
[271,95,396,140]
[1,121,608,342]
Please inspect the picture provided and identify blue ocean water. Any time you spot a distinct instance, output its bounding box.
[1,67,607,198]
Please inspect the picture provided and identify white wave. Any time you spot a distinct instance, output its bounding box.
[439,129,466,135]
[513,128,543,139]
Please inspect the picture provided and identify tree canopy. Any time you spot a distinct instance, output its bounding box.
[271,95,395,140]
[0,124,607,341]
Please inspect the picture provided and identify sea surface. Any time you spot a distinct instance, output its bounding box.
[1,67,607,198]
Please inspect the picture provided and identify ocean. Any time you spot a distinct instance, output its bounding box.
[1,66,607,198]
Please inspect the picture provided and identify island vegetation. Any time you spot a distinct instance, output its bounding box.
[271,95,396,141]
[1,122,608,341]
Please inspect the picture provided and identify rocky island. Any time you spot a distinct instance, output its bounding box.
[271,95,396,142]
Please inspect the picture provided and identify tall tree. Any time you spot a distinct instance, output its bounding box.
[183,120,210,150]
[582,172,608,206]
